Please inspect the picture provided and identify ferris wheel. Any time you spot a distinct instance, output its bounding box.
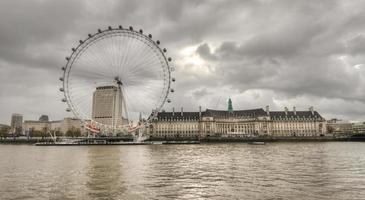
[59,25,175,133]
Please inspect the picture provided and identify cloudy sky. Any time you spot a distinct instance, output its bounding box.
[1,0,365,124]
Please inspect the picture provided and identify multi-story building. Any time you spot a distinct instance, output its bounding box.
[200,108,268,138]
[24,116,83,136]
[23,120,50,133]
[0,124,10,131]
[39,115,49,122]
[268,106,325,137]
[92,86,124,128]
[150,107,201,139]
[326,118,353,136]
[150,99,326,139]
[60,118,83,134]
[10,113,23,135]
[352,122,365,135]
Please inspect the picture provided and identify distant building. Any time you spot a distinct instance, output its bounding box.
[0,124,10,129]
[23,120,50,133]
[24,116,84,136]
[50,120,62,133]
[326,119,353,136]
[60,118,83,134]
[10,113,23,135]
[0,124,10,136]
[268,106,325,137]
[39,115,49,122]
[351,122,365,135]
[150,100,326,139]
[151,107,201,139]
[92,86,124,128]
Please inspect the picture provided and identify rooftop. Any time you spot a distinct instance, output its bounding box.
[205,108,267,118]
[269,111,324,120]
[155,108,325,121]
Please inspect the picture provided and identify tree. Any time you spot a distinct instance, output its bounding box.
[41,126,49,139]
[55,130,63,137]
[0,126,10,138]
[31,130,44,137]
[66,126,81,137]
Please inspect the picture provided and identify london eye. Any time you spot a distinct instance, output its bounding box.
[59,26,175,134]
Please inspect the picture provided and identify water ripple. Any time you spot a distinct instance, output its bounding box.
[0,142,365,199]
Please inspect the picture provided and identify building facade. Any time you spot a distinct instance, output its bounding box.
[92,86,125,128]
[326,118,353,136]
[10,113,23,135]
[23,120,50,133]
[24,116,84,136]
[150,108,201,139]
[352,122,365,135]
[150,103,326,139]
[268,106,325,137]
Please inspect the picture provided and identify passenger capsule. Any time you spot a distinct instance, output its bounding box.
[72,48,76,52]
[98,29,102,33]
[167,99,171,103]
[59,77,64,81]
[170,89,174,92]
[163,48,167,53]
[59,88,64,92]
[168,57,172,62]
[88,34,92,38]
[156,40,160,45]
[129,26,133,31]
[172,78,176,82]
[65,57,69,61]
[62,98,67,102]
[108,26,112,30]
[148,34,152,38]
[61,67,66,71]
[79,40,83,44]
[66,108,71,112]
[139,29,143,34]
[119,25,123,29]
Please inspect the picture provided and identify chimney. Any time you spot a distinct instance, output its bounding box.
[309,106,314,115]
[199,106,202,119]
[265,105,270,116]
[172,107,175,116]
[181,107,183,116]
[293,106,296,115]
[284,107,288,115]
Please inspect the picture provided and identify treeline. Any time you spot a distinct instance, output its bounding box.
[0,126,82,138]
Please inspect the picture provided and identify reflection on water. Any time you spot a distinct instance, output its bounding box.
[86,147,124,199]
[0,142,365,199]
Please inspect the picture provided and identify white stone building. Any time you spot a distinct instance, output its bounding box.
[150,103,326,139]
[24,117,83,136]
[150,108,201,139]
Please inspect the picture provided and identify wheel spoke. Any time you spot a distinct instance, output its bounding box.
[62,28,172,133]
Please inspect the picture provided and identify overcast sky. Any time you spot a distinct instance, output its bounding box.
[1,0,365,124]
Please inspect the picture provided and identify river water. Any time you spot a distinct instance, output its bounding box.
[0,142,365,200]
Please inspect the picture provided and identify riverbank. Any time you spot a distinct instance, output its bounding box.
[0,138,53,144]
[1,135,363,145]
[0,136,133,144]
[200,136,351,143]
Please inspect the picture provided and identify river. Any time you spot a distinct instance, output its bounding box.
[0,142,364,199]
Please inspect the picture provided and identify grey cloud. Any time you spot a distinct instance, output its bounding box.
[348,35,365,55]
[1,0,365,123]
[192,88,212,100]
[196,43,216,60]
